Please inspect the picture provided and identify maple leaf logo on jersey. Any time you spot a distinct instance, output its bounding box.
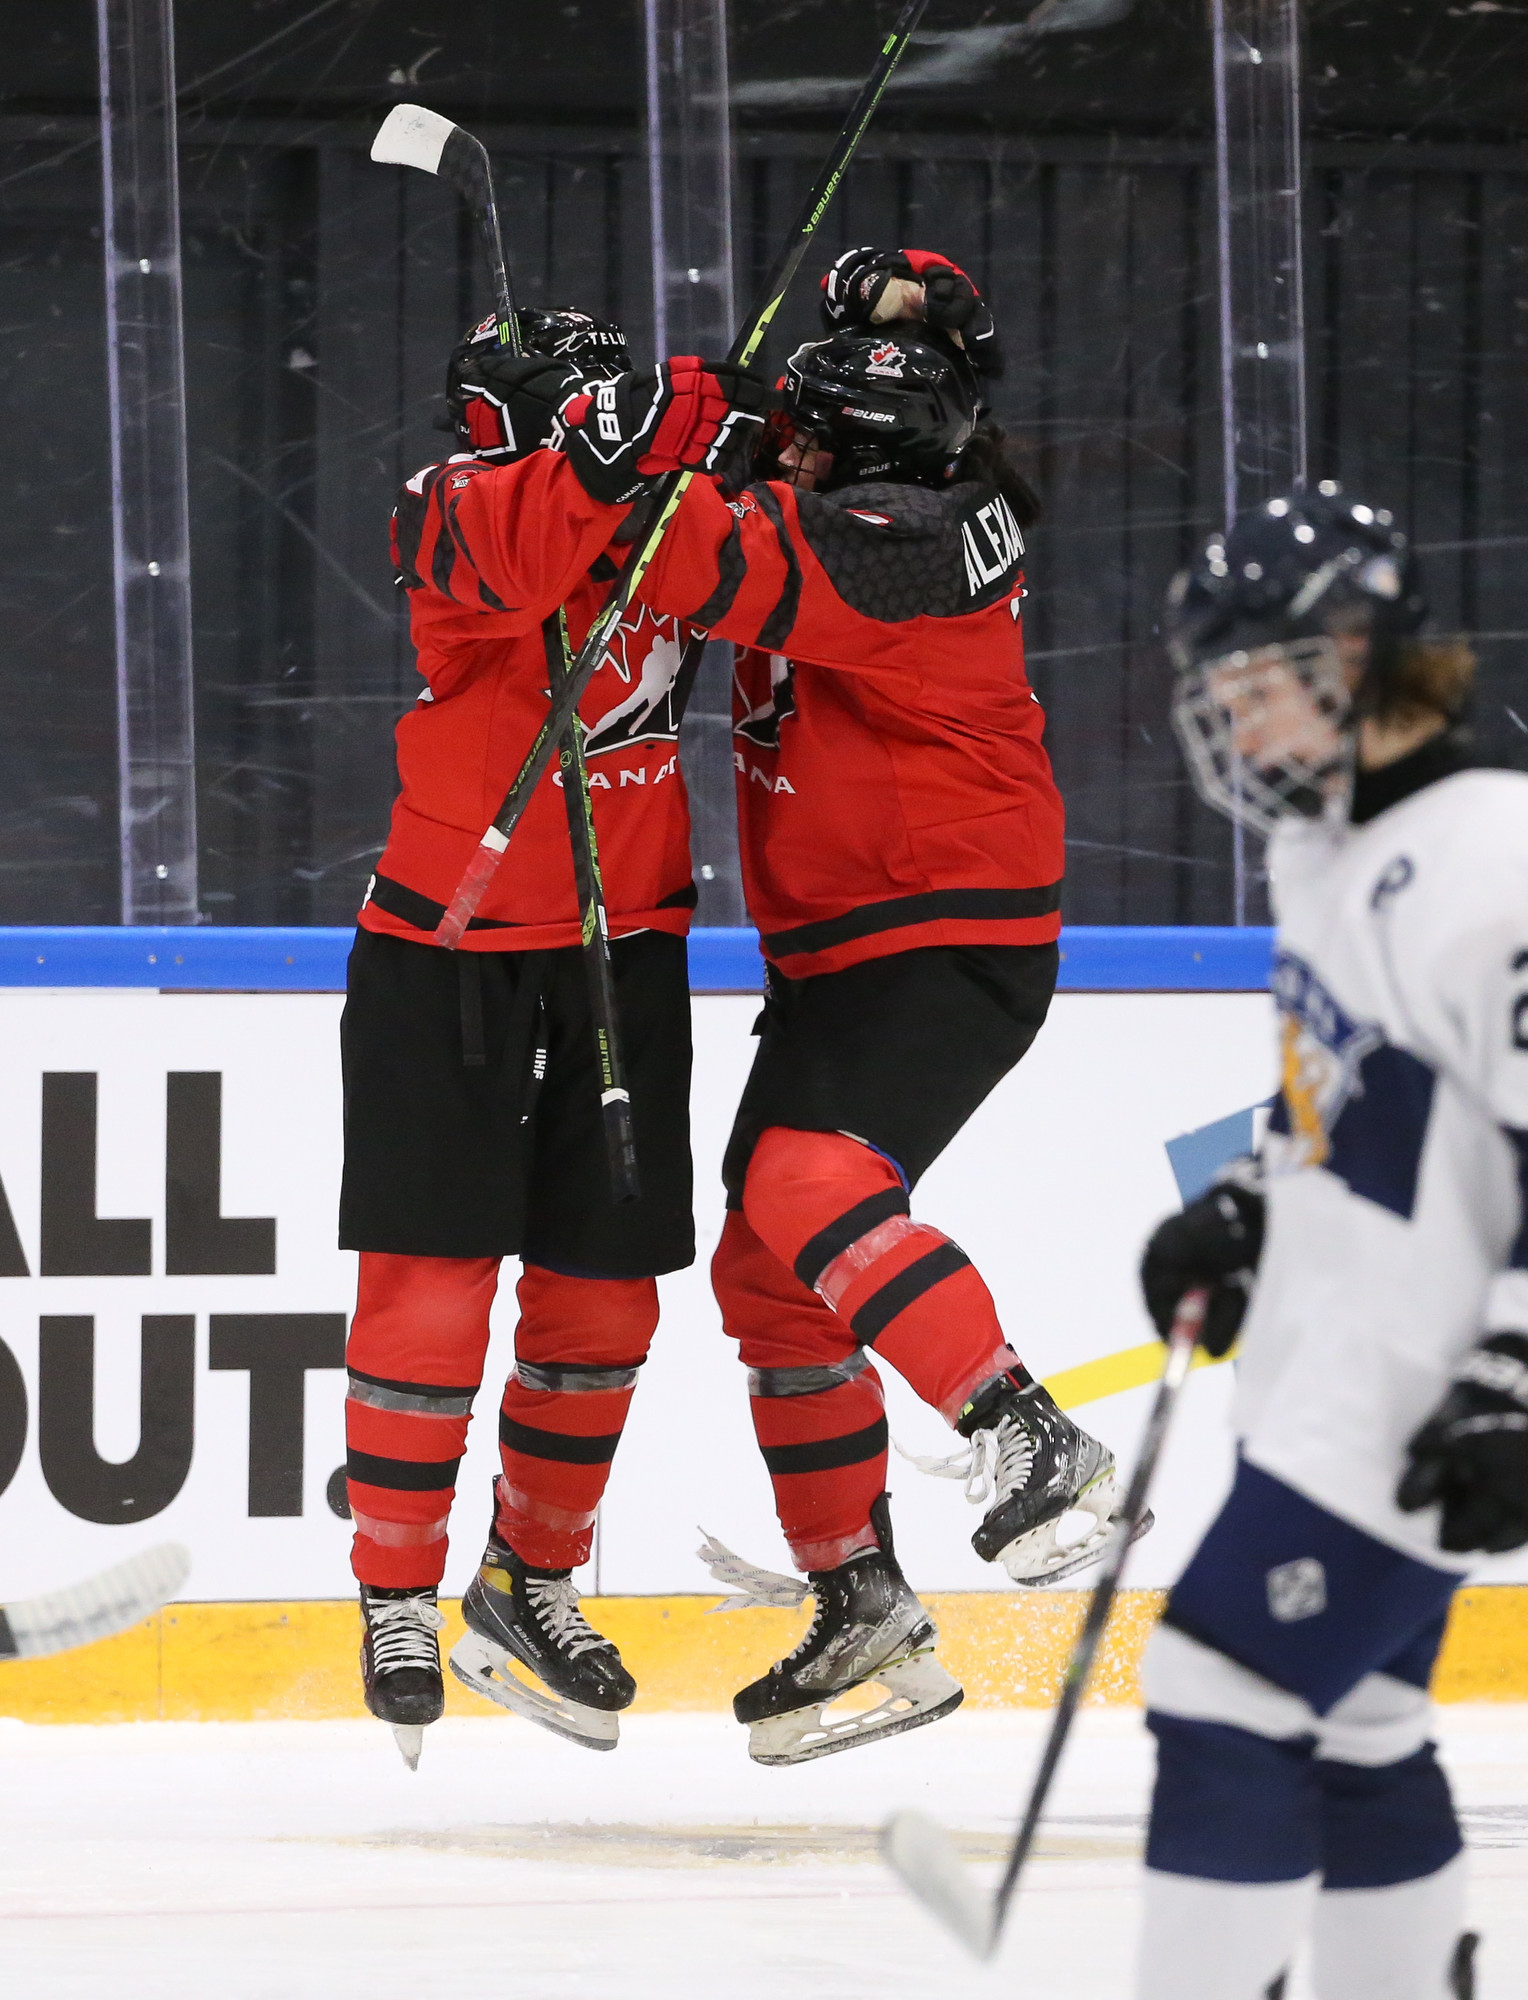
[581,604,691,758]
[734,651,797,750]
[865,341,906,379]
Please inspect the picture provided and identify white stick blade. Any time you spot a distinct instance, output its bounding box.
[881,1810,996,1961]
[370,103,456,174]
[3,1542,190,1660]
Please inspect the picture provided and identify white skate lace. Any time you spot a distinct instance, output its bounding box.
[895,1414,1037,1509]
[782,1597,825,1663]
[692,1535,822,1658]
[694,1531,811,1613]
[367,1593,445,1673]
[524,1576,607,1660]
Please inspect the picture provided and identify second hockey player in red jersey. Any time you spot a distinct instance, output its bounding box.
[630,245,1142,1762]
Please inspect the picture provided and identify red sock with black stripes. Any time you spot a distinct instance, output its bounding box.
[712,1210,890,1571]
[742,1126,1028,1424]
[494,1265,658,1569]
[345,1251,499,1589]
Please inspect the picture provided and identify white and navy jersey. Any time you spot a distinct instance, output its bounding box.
[1236,768,1528,1571]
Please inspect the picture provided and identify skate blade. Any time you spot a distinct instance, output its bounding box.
[746,1652,964,1767]
[448,1631,620,1752]
[1001,1478,1155,1589]
[391,1724,424,1772]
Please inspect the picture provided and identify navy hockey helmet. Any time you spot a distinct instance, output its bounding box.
[1164,484,1428,835]
[445,306,631,461]
[764,325,981,490]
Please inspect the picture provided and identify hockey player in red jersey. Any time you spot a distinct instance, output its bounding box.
[339,307,763,1766]
[625,245,1141,1762]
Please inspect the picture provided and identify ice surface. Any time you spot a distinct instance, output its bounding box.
[1,1705,1525,1998]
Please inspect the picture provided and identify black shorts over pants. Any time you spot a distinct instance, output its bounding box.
[340,927,695,1275]
[721,941,1059,1203]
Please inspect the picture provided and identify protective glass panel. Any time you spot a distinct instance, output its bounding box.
[0,1,1524,930]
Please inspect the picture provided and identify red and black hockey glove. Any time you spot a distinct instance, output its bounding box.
[558,358,775,506]
[1139,1164,1264,1360]
[1398,1333,1528,1554]
[819,245,1004,378]
[449,349,581,461]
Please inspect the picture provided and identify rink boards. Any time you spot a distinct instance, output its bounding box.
[0,928,1525,1718]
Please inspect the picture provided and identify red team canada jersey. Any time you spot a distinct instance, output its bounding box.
[359,450,696,953]
[639,473,1065,978]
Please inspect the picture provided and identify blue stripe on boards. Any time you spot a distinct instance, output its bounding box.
[0,927,355,990]
[1056,925,1275,992]
[1166,1459,1459,1714]
[0,925,1276,994]
[686,928,765,992]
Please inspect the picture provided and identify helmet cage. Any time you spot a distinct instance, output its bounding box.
[1171,636,1356,838]
[758,406,833,487]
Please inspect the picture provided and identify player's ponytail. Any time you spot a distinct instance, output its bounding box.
[955,420,1042,529]
[1381,636,1477,725]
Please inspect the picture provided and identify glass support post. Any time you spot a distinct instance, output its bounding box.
[643,0,737,359]
[97,0,199,924]
[643,0,745,925]
[1211,0,1308,924]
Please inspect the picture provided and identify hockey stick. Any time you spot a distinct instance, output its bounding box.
[881,1288,1209,1962]
[547,603,641,1198]
[371,104,640,1203]
[424,0,933,947]
[0,1542,190,1662]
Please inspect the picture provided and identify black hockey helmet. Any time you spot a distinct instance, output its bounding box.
[763,325,981,490]
[445,306,631,461]
[1165,483,1429,834]
[511,307,630,372]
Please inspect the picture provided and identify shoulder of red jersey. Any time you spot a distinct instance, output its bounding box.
[391,455,490,594]
[791,479,1025,622]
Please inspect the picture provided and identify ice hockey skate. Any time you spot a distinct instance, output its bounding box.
[908,1376,1148,1586]
[449,1525,635,1751]
[359,1584,446,1771]
[700,1498,962,1766]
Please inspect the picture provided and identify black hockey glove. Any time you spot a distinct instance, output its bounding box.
[558,358,775,506]
[1397,1333,1528,1554]
[819,245,1004,377]
[448,348,581,462]
[1140,1166,1264,1359]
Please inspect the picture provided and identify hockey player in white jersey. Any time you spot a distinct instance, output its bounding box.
[1134,483,1528,2000]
